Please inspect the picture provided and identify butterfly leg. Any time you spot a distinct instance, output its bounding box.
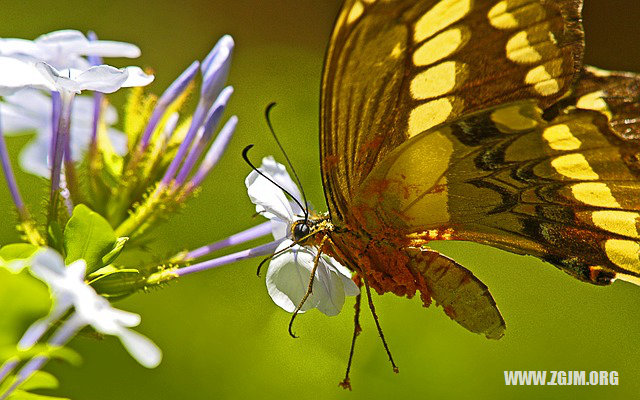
[288,235,329,338]
[339,282,362,391]
[361,272,399,374]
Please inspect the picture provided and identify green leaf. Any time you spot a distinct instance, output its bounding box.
[63,205,117,274]
[7,390,69,400]
[0,244,38,272]
[89,268,142,298]
[46,222,64,255]
[0,345,82,367]
[20,371,58,391]
[101,237,129,266]
[0,269,50,349]
[47,346,82,367]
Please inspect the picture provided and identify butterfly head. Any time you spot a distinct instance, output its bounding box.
[291,213,332,246]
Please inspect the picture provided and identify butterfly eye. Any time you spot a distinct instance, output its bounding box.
[293,222,311,242]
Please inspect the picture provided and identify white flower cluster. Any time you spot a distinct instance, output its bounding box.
[0,30,160,369]
[0,30,153,177]
[23,248,161,368]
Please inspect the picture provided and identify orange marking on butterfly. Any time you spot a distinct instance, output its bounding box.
[443,305,457,319]
[359,135,385,156]
[324,154,341,168]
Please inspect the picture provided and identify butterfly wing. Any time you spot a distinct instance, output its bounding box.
[356,68,640,286]
[320,0,584,223]
[406,247,506,339]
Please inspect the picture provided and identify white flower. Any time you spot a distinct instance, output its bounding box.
[1,89,126,177]
[267,240,360,316]
[0,57,55,95]
[246,156,304,240]
[36,61,154,94]
[0,56,153,96]
[24,248,161,368]
[245,157,359,315]
[0,29,140,70]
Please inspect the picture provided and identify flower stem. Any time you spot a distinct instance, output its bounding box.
[0,109,26,218]
[47,91,75,227]
[0,314,84,400]
[175,239,281,277]
[88,92,103,155]
[0,358,18,387]
[160,101,208,186]
[177,221,272,262]
[0,106,44,245]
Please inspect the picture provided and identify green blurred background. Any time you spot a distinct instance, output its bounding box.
[2,1,640,399]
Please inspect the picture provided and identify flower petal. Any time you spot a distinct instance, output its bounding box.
[324,254,360,297]
[258,156,304,215]
[246,166,296,226]
[107,128,128,155]
[265,241,319,313]
[30,248,67,280]
[35,62,81,93]
[0,38,43,58]
[66,260,87,281]
[0,57,55,95]
[74,65,129,93]
[19,136,52,177]
[106,308,142,328]
[120,66,154,87]
[83,41,141,58]
[312,261,346,317]
[1,89,50,134]
[115,327,162,368]
[34,30,86,45]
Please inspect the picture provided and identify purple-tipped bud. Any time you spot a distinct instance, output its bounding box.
[87,31,103,66]
[188,115,237,189]
[139,61,200,150]
[174,86,233,184]
[202,86,233,137]
[160,35,234,186]
[162,112,180,143]
[200,35,233,105]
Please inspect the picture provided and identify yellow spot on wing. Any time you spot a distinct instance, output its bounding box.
[592,211,640,238]
[577,91,612,120]
[525,60,563,96]
[605,239,640,275]
[571,182,621,208]
[551,154,599,180]
[411,61,467,100]
[490,104,538,132]
[488,0,546,30]
[543,124,582,151]
[408,98,459,137]
[347,1,365,24]
[414,0,472,43]
[506,31,542,63]
[506,23,559,65]
[413,27,467,66]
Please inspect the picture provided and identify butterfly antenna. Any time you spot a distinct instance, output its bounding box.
[264,102,310,221]
[242,144,307,215]
[255,229,320,277]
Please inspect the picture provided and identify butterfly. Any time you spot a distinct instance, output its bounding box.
[287,0,640,387]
